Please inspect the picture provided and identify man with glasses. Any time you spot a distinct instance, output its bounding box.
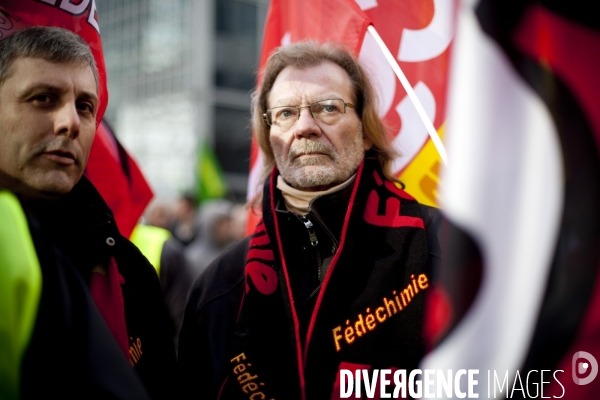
[178,41,442,399]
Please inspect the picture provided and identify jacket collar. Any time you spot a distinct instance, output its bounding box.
[31,176,122,275]
[273,170,356,242]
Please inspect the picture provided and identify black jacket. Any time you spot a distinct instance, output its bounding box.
[19,177,176,400]
[178,160,443,399]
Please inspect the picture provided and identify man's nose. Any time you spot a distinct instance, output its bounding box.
[54,102,80,139]
[293,107,321,139]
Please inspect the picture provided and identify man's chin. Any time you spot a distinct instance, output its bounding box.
[293,153,332,166]
[20,174,80,200]
[281,165,339,191]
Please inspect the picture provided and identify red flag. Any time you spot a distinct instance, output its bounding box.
[85,121,153,238]
[258,0,370,67]
[0,1,153,237]
[359,0,452,206]
[246,0,454,234]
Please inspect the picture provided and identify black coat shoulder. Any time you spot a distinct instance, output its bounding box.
[177,237,250,399]
[186,236,250,314]
[19,178,176,400]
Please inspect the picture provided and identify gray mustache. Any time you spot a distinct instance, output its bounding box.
[289,140,335,160]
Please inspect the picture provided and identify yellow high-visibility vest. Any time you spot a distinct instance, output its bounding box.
[0,191,42,400]
[129,225,171,277]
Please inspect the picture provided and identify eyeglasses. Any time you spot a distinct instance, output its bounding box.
[263,98,355,131]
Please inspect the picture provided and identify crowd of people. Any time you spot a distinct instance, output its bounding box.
[137,195,247,348]
[145,194,247,276]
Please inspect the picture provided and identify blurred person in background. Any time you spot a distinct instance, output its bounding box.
[178,41,442,398]
[228,202,248,243]
[144,200,174,231]
[184,199,236,280]
[131,201,195,352]
[0,26,175,399]
[172,192,201,247]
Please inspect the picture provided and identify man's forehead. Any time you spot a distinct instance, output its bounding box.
[270,93,344,107]
[6,57,97,94]
[268,62,354,107]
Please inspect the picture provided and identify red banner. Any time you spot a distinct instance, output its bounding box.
[258,0,370,67]
[85,121,153,238]
[360,0,452,205]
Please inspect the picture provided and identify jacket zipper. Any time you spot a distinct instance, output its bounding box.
[299,214,326,282]
[308,210,338,254]
[299,214,319,246]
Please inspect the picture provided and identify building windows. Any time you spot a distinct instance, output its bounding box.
[98,0,267,200]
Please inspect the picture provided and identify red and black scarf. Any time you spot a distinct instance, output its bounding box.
[220,156,431,400]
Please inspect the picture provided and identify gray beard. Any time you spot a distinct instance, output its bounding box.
[275,126,365,190]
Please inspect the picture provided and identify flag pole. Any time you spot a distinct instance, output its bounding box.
[367,25,448,165]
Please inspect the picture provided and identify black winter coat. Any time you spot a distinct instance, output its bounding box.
[178,159,443,399]
[19,177,176,400]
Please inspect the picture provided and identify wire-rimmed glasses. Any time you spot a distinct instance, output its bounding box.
[263,98,355,131]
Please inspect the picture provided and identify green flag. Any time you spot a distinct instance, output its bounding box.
[197,141,228,201]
